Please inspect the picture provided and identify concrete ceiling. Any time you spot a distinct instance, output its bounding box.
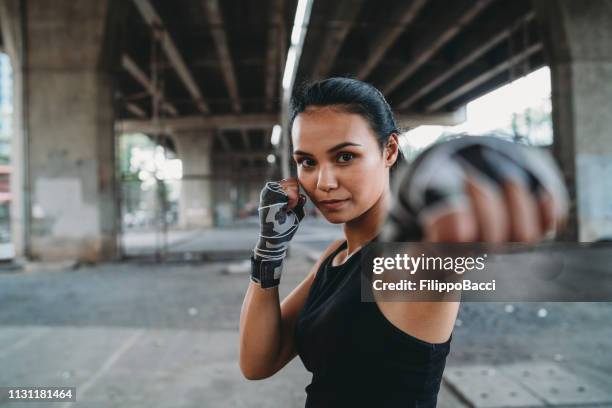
[0,0,546,168]
[114,0,545,151]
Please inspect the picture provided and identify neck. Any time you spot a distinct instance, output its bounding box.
[343,188,391,256]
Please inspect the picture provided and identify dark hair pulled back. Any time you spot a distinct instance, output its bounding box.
[289,77,404,173]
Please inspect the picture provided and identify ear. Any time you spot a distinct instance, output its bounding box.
[384,133,400,168]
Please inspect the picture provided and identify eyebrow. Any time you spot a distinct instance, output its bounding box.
[293,142,362,156]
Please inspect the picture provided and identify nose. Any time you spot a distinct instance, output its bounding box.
[317,164,338,192]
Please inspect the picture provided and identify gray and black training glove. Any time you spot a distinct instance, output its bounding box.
[380,135,568,242]
[251,181,306,288]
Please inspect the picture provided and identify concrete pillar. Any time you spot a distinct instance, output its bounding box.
[0,0,26,259]
[1,0,122,261]
[535,0,612,241]
[173,131,214,228]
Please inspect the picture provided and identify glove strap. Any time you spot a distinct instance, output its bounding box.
[250,255,283,288]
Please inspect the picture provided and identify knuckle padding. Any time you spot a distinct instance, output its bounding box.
[380,136,566,243]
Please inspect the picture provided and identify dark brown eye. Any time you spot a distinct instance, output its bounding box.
[298,158,316,168]
[337,152,355,163]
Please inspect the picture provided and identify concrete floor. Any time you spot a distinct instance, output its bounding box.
[0,254,314,408]
[120,217,343,258]
[0,231,611,407]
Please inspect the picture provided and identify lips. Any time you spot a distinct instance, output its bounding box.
[319,199,346,204]
[318,199,349,210]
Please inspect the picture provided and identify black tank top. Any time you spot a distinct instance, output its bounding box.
[294,240,451,408]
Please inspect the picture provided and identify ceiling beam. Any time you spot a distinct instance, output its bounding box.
[265,0,283,112]
[241,130,251,150]
[202,0,241,113]
[424,42,543,112]
[262,128,272,149]
[117,113,279,134]
[396,107,466,128]
[216,131,232,152]
[380,0,492,95]
[117,112,466,134]
[126,103,147,118]
[121,54,178,116]
[312,0,365,79]
[397,10,536,109]
[356,0,428,81]
[215,151,272,160]
[132,0,210,114]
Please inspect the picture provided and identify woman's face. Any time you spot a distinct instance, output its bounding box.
[291,107,395,224]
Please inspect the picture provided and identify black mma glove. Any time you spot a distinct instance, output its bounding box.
[252,181,306,288]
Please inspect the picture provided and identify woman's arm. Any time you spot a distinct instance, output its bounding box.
[239,239,344,380]
[378,136,568,344]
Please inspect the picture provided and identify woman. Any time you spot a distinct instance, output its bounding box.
[239,78,567,407]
